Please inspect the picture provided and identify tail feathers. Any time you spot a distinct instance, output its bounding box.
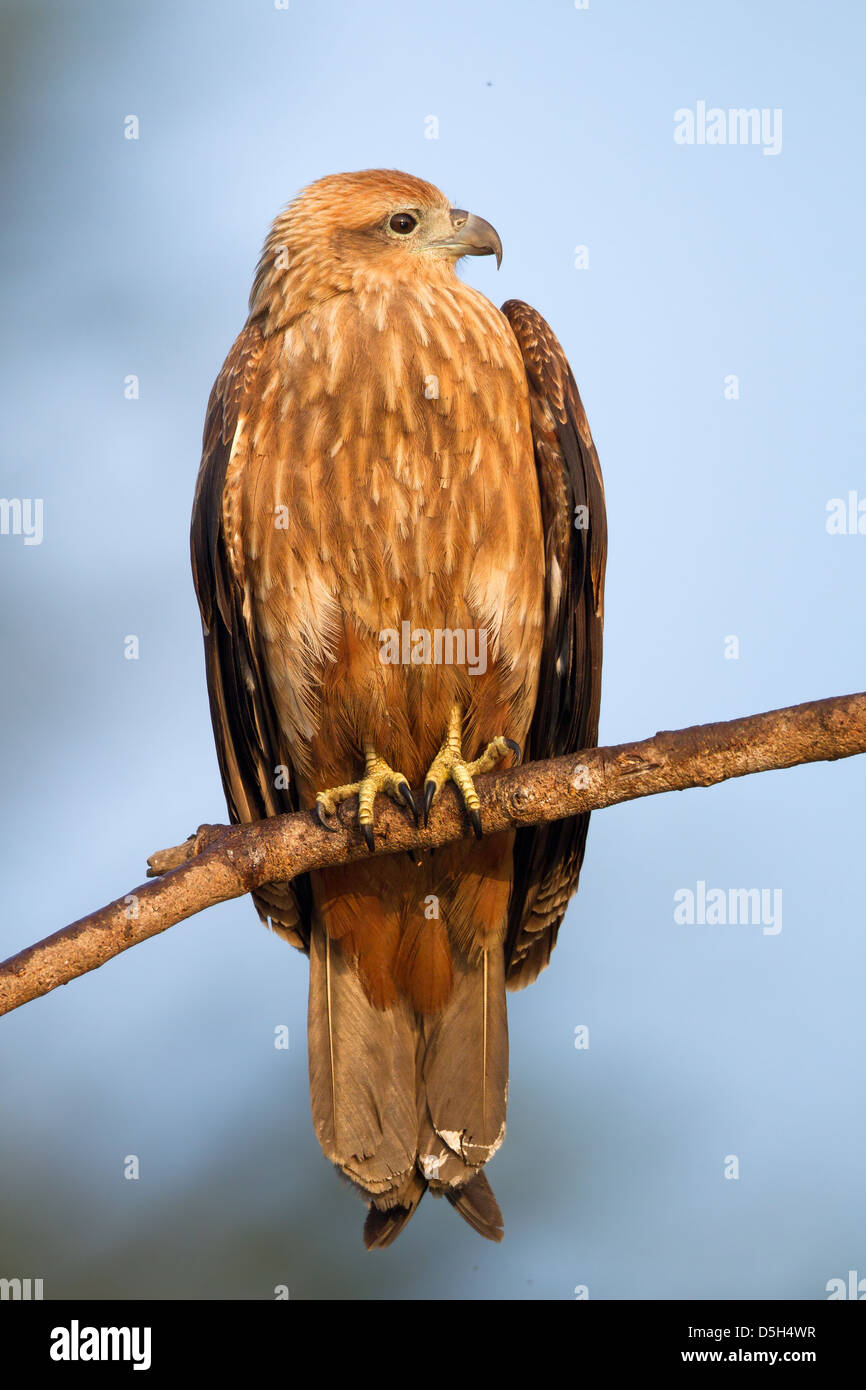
[363,1203,416,1250]
[308,922,416,1183]
[442,1170,504,1243]
[363,1172,428,1250]
[308,920,509,1249]
[365,1169,506,1247]
[421,946,509,1167]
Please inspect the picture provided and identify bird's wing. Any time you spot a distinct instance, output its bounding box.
[500,299,607,989]
[190,321,311,950]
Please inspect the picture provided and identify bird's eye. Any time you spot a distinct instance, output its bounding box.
[389,213,418,235]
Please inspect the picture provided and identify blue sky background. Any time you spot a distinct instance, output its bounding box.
[1,0,864,1300]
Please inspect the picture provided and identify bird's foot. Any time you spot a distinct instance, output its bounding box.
[315,744,417,852]
[423,704,520,839]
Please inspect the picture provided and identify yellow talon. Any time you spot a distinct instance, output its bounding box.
[423,705,521,839]
[315,743,417,851]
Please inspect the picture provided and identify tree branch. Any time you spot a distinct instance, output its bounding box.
[2,692,864,1018]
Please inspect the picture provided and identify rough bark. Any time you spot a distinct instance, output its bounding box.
[1,692,863,1018]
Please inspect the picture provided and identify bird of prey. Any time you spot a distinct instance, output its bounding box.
[191,170,606,1247]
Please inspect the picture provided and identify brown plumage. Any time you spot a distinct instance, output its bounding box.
[191,170,606,1246]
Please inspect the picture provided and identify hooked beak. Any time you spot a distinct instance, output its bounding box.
[430,208,503,269]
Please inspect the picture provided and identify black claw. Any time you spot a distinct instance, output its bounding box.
[505,738,522,767]
[423,780,436,827]
[469,807,483,840]
[362,821,375,853]
[315,802,338,832]
[398,781,418,823]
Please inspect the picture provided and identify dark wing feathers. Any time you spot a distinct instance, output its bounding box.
[501,300,607,989]
[190,322,311,949]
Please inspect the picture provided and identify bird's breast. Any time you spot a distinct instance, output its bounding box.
[236,282,545,775]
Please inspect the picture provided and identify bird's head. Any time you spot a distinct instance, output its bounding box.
[249,169,502,329]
